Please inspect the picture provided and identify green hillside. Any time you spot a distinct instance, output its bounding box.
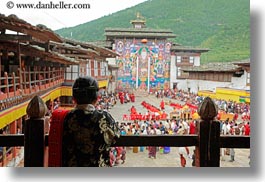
[56,0,250,64]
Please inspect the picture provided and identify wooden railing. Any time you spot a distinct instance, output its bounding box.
[0,68,64,111]
[0,134,250,167]
[0,96,250,167]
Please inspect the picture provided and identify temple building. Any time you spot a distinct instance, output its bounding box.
[105,13,210,93]
[180,59,250,93]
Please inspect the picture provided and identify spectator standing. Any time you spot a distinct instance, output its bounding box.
[62,76,120,167]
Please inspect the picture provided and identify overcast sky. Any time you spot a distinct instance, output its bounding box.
[0,0,147,30]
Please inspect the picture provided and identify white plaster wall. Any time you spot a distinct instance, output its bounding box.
[194,56,200,66]
[106,58,116,65]
[176,72,249,94]
[177,79,232,93]
[231,70,249,89]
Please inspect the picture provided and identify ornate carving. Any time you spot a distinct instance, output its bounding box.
[26,95,47,118]
[198,97,218,120]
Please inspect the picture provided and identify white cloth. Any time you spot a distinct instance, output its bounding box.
[222,123,228,135]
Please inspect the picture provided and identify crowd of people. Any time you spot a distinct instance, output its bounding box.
[118,91,135,104]
[114,88,251,167]
[47,75,250,167]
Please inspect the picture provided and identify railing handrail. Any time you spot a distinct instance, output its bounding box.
[0,95,251,167]
[0,134,250,149]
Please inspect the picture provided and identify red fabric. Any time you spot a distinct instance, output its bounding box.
[170,103,182,109]
[161,112,168,120]
[48,109,69,167]
[120,97,124,104]
[130,114,136,120]
[116,147,123,157]
[233,113,239,121]
[185,147,190,155]
[123,114,129,120]
[109,150,115,167]
[217,113,221,120]
[160,100,165,110]
[141,101,160,112]
[130,107,137,115]
[130,94,135,102]
[244,124,250,135]
[189,122,196,134]
[136,114,143,120]
[180,155,186,167]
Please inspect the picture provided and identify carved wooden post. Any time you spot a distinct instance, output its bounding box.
[24,95,47,167]
[48,67,51,87]
[0,56,1,90]
[195,97,220,167]
[2,147,6,166]
[33,66,37,91]
[4,72,9,97]
[12,72,16,96]
[28,66,32,93]
[23,68,26,91]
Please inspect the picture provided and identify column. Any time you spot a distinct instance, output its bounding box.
[147,57,150,93]
[136,57,139,89]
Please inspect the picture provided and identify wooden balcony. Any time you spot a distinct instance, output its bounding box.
[0,68,65,111]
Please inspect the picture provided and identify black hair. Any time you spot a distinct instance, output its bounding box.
[72,76,99,104]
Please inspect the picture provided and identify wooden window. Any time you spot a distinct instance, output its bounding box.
[65,65,79,81]
[194,73,197,79]
[94,60,98,76]
[72,65,79,80]
[189,72,195,80]
[219,73,224,82]
[104,62,106,76]
[223,73,230,82]
[91,60,94,76]
[176,56,181,63]
[87,61,91,77]
[206,73,210,80]
[206,73,213,81]
[201,73,206,80]
[66,66,72,80]
[181,56,189,63]
[211,73,214,80]
[189,56,194,64]
[213,73,218,81]
[100,62,104,76]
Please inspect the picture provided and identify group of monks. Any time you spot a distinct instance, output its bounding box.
[118,92,135,104]
[124,101,168,121]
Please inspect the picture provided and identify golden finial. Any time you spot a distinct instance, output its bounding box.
[137,12,140,19]
[136,12,145,20]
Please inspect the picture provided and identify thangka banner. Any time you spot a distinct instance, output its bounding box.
[115,39,171,91]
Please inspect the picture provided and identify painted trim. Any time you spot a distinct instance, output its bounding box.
[0,86,71,129]
[0,80,108,129]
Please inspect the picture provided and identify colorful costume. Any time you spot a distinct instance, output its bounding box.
[62,106,120,167]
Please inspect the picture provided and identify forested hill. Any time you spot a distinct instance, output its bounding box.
[56,0,250,63]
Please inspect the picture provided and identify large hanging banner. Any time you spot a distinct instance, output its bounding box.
[115,39,171,91]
